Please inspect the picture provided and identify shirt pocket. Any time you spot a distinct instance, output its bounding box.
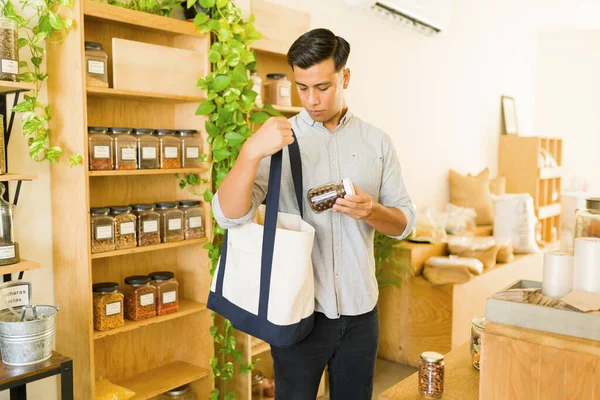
[350,154,383,199]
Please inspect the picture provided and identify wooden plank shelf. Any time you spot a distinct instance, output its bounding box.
[87,87,205,104]
[83,0,204,38]
[88,168,206,177]
[538,203,562,220]
[91,238,208,259]
[0,173,38,182]
[119,361,209,400]
[94,299,207,340]
[539,166,562,180]
[0,259,41,275]
[272,105,303,114]
[0,81,35,94]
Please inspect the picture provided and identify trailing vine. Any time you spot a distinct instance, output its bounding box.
[374,232,409,288]
[94,0,182,17]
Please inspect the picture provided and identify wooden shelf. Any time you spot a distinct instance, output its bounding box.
[251,341,270,357]
[539,167,562,180]
[538,203,562,220]
[0,81,35,94]
[87,87,205,103]
[94,299,206,340]
[91,238,208,259]
[273,105,302,114]
[0,173,38,182]
[83,0,204,38]
[0,259,41,275]
[119,361,209,400]
[88,168,205,177]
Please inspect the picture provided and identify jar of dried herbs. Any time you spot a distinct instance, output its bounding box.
[0,18,18,82]
[88,126,113,171]
[149,271,179,316]
[110,206,137,250]
[123,275,157,321]
[156,202,184,243]
[134,129,159,169]
[85,41,108,88]
[110,128,137,170]
[131,204,161,247]
[179,200,205,240]
[91,207,115,254]
[156,130,181,169]
[177,130,203,168]
[93,282,124,332]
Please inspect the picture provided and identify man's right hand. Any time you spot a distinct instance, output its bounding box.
[242,117,294,161]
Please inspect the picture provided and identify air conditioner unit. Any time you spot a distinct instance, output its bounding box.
[345,0,452,34]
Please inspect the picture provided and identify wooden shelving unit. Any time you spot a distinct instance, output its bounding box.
[0,173,38,181]
[0,259,41,275]
[499,136,563,243]
[47,2,212,398]
[0,81,35,94]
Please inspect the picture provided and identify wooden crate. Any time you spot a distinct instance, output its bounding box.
[480,322,600,400]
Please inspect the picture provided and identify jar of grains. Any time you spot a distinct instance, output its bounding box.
[134,129,159,169]
[90,207,115,254]
[156,130,181,169]
[92,282,124,332]
[110,206,137,250]
[88,126,113,171]
[0,18,19,82]
[149,271,179,316]
[179,200,205,240]
[177,130,203,168]
[156,202,184,243]
[123,275,157,321]
[110,127,137,170]
[131,204,161,246]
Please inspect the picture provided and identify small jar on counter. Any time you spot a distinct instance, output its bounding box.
[0,18,19,82]
[110,128,137,170]
[307,178,355,213]
[91,207,115,254]
[123,275,157,321]
[133,129,159,169]
[264,73,292,107]
[131,204,161,246]
[149,271,179,316]
[156,202,184,243]
[110,206,137,250]
[85,41,109,88]
[179,200,205,240]
[177,130,203,168]
[156,130,181,169]
[88,126,113,171]
[250,70,263,107]
[418,352,444,399]
[92,282,124,332]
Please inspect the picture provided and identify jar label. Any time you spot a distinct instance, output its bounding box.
[142,147,157,160]
[165,146,178,159]
[96,225,113,240]
[1,59,18,75]
[105,301,121,316]
[163,291,177,304]
[189,216,203,228]
[143,220,158,233]
[140,293,154,307]
[120,222,135,235]
[279,86,291,98]
[88,60,105,75]
[311,191,338,204]
[186,146,200,159]
[0,284,30,309]
[94,145,110,159]
[168,218,182,231]
[0,245,15,260]
[121,148,136,161]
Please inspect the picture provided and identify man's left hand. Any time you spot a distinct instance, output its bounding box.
[332,185,374,220]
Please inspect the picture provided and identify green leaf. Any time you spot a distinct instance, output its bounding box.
[203,189,214,202]
[213,149,232,162]
[199,0,214,8]
[212,136,226,150]
[224,131,245,146]
[215,333,224,344]
[17,38,28,49]
[60,0,73,6]
[232,349,243,362]
[210,389,219,400]
[17,72,35,82]
[32,32,47,45]
[250,111,270,124]
[240,49,255,65]
[224,392,235,400]
[18,61,27,69]
[219,28,232,42]
[215,169,228,185]
[48,11,64,30]
[249,14,255,23]
[239,364,250,374]
[226,53,240,67]
[209,325,218,336]
[231,23,244,34]
[31,57,42,68]
[210,357,218,369]
[208,19,220,31]
[193,12,209,25]
[195,100,216,115]
[212,75,231,92]
[263,103,284,117]
[3,1,15,16]
[231,63,248,83]
[12,99,34,113]
[69,154,83,167]
[208,49,221,64]
[38,16,52,35]
[216,0,227,7]
[205,121,220,136]
[187,0,197,9]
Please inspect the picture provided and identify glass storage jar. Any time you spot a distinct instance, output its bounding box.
[92,282,124,332]
[110,128,137,170]
[575,198,600,240]
[470,317,487,370]
[0,185,18,266]
[160,384,196,400]
[149,271,179,316]
[85,41,109,88]
[179,200,205,240]
[307,178,355,213]
[156,130,181,169]
[110,206,137,250]
[264,73,292,107]
[418,351,444,399]
[251,371,264,400]
[123,275,157,321]
[91,207,115,254]
[177,130,203,168]
[0,18,19,82]
[134,129,159,169]
[156,202,184,243]
[250,70,263,107]
[131,204,161,246]
[88,126,113,171]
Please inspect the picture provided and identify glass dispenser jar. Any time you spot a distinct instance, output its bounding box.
[0,185,19,265]
[149,271,179,316]
[110,128,137,170]
[179,200,205,240]
[156,130,181,169]
[0,18,19,82]
[85,41,109,88]
[264,73,292,107]
[134,129,159,169]
[90,207,115,254]
[110,206,136,250]
[575,198,600,240]
[88,126,113,171]
[92,282,124,332]
[156,202,184,243]
[177,130,203,168]
[131,204,160,246]
[470,317,487,370]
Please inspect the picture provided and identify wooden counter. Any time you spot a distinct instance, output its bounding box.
[379,342,479,400]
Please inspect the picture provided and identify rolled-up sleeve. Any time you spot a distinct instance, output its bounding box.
[378,136,416,240]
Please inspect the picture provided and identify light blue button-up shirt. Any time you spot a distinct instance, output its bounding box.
[213,109,416,318]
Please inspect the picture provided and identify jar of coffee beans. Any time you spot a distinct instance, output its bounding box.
[418,351,444,399]
[307,178,355,213]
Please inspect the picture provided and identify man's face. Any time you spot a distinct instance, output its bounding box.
[293,58,350,123]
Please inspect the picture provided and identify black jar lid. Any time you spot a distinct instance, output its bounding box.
[176,130,198,136]
[110,206,132,214]
[109,127,132,134]
[155,202,177,209]
[93,282,120,293]
[266,73,287,79]
[88,126,108,133]
[90,207,110,215]
[178,200,201,208]
[149,271,175,281]
[130,204,155,211]
[133,128,155,135]
[85,41,103,51]
[124,275,150,285]
[164,385,189,396]
[156,129,176,136]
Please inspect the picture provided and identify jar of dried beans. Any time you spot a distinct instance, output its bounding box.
[307,178,355,213]
[134,129,159,169]
[179,200,205,240]
[177,130,203,168]
[0,18,19,82]
[93,282,124,332]
[88,126,113,171]
[85,41,108,88]
[156,202,184,243]
[110,127,137,170]
[91,207,115,254]
[149,271,179,316]
[418,351,444,399]
[124,275,157,321]
[110,206,137,250]
[131,204,161,247]
[156,130,181,169]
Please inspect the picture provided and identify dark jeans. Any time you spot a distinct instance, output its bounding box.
[270,305,379,400]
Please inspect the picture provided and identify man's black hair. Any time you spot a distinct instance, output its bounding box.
[287,28,350,71]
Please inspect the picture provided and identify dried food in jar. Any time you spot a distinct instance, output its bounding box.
[0,18,18,82]
[418,352,444,399]
[157,130,181,169]
[91,207,115,253]
[85,41,108,88]
[124,275,157,321]
[470,317,487,370]
[177,130,203,168]
[131,204,161,246]
[110,127,137,170]
[307,178,355,213]
[179,200,205,240]
[88,126,114,171]
[93,282,124,332]
[149,271,179,316]
[110,206,137,250]
[134,129,159,169]
[156,202,184,243]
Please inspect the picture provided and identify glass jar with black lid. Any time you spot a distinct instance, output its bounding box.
[123,275,157,321]
[149,271,179,316]
[110,206,136,250]
[91,207,115,253]
[156,202,184,243]
[156,129,181,169]
[92,282,124,332]
[179,200,205,240]
[177,130,203,168]
[131,204,160,246]
[88,126,113,171]
[134,129,159,169]
[110,127,137,170]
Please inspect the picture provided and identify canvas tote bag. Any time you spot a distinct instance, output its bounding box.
[207,133,316,347]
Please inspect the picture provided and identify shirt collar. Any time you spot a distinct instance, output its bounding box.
[299,108,354,128]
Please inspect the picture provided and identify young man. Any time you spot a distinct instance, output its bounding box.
[212,28,415,399]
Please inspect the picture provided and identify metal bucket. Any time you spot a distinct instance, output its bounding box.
[0,305,58,366]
